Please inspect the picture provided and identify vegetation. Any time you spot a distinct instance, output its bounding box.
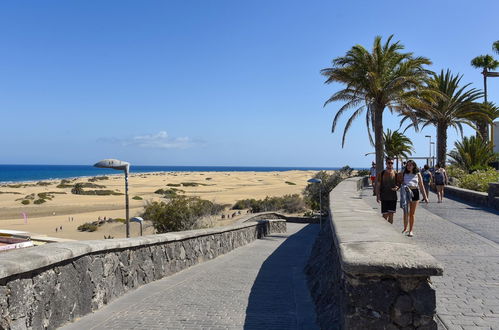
[285,181,296,185]
[0,191,22,195]
[356,169,370,176]
[166,183,182,187]
[457,169,499,192]
[77,223,98,232]
[448,136,498,172]
[71,183,122,195]
[322,35,432,174]
[88,176,109,182]
[142,196,225,233]
[155,187,183,198]
[57,179,74,188]
[401,70,485,165]
[303,167,353,213]
[383,129,414,171]
[21,200,30,205]
[33,199,46,204]
[132,195,143,200]
[232,194,305,213]
[36,181,52,186]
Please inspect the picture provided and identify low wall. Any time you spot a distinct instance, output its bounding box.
[442,184,499,211]
[308,178,443,329]
[0,219,286,330]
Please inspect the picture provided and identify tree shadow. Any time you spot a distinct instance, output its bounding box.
[244,224,320,330]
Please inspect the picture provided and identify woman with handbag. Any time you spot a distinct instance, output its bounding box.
[400,160,428,237]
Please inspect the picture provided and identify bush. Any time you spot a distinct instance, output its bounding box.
[77,223,98,232]
[34,199,46,204]
[88,176,109,182]
[285,181,296,185]
[232,194,305,214]
[57,179,75,188]
[142,196,225,233]
[166,183,182,187]
[36,181,51,186]
[132,196,143,200]
[303,168,351,213]
[181,182,199,187]
[21,200,30,205]
[356,169,370,176]
[457,168,499,192]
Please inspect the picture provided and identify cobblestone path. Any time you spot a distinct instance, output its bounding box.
[60,223,320,330]
[362,188,499,330]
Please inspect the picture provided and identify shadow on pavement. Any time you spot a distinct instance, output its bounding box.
[244,224,320,330]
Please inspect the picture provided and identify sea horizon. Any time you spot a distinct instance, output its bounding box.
[0,164,366,183]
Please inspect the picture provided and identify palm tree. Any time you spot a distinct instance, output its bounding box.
[321,35,432,174]
[448,135,498,172]
[471,55,499,105]
[401,70,485,166]
[471,102,499,140]
[383,129,414,171]
[493,41,499,54]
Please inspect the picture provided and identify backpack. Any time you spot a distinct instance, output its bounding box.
[422,171,431,183]
[434,171,445,185]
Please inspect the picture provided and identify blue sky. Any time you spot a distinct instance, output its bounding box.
[0,0,498,167]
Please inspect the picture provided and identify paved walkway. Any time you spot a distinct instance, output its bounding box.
[60,223,320,330]
[362,188,499,330]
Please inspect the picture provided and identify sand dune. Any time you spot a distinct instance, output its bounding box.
[0,170,322,240]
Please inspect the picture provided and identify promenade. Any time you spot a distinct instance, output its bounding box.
[60,223,320,330]
[362,188,499,330]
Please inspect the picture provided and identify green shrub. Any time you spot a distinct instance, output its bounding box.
[0,191,22,195]
[303,169,349,213]
[447,165,467,181]
[77,223,98,232]
[205,178,212,180]
[132,196,143,200]
[285,181,296,185]
[57,179,74,188]
[356,169,370,176]
[181,182,199,187]
[166,183,181,187]
[33,199,46,204]
[21,200,30,205]
[142,196,225,233]
[458,169,499,192]
[232,194,305,214]
[36,181,51,186]
[88,176,109,182]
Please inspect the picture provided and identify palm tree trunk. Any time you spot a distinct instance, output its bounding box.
[374,105,385,174]
[436,122,448,166]
[476,121,489,140]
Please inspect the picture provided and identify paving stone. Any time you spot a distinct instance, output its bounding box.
[362,188,499,330]
[59,223,320,330]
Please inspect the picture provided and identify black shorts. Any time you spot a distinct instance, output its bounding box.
[411,188,420,201]
[381,201,397,214]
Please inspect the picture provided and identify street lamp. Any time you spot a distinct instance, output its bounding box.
[131,217,144,236]
[425,135,432,167]
[307,178,323,227]
[430,142,436,166]
[94,159,131,238]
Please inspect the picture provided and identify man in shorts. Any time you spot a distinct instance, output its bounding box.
[376,157,399,224]
[369,162,376,186]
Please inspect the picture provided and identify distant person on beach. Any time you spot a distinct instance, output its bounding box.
[434,163,448,203]
[369,162,376,186]
[376,157,399,224]
[400,160,428,237]
[422,165,432,200]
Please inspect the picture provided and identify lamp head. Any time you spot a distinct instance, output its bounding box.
[307,178,322,184]
[94,159,130,173]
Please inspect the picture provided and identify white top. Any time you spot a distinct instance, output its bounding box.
[370,167,376,176]
[403,173,419,187]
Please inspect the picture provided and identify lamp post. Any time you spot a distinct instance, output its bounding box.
[94,159,131,238]
[425,135,432,167]
[131,217,144,236]
[307,178,323,227]
[430,142,436,167]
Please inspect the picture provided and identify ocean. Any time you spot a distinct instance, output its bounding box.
[0,165,344,183]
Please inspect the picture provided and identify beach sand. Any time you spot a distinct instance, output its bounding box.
[0,170,321,240]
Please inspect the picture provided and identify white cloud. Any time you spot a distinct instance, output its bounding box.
[99,131,197,149]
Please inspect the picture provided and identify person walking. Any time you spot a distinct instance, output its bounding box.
[434,163,448,203]
[422,164,432,201]
[369,162,376,195]
[376,157,399,224]
[400,160,428,237]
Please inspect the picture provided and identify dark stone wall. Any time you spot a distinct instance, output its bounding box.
[0,220,286,330]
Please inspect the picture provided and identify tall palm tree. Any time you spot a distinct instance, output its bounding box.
[471,54,499,105]
[401,70,485,166]
[493,41,499,54]
[321,35,432,174]
[448,135,498,173]
[383,129,414,171]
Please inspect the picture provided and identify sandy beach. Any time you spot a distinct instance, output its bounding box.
[0,170,320,241]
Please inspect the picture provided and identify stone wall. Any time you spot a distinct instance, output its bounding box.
[0,219,286,330]
[442,184,499,211]
[307,178,443,329]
